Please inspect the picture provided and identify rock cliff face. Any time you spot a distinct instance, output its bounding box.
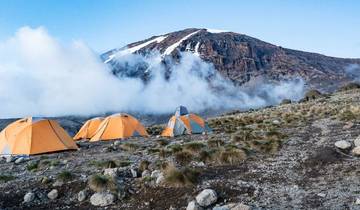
[102,28,360,90]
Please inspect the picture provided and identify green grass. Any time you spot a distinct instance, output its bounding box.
[57,171,73,182]
[0,174,15,183]
[26,161,39,171]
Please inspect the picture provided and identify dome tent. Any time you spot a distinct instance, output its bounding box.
[90,113,148,141]
[0,117,78,155]
[73,117,104,140]
[161,106,211,137]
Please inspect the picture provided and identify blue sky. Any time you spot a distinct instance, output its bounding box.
[0,0,359,57]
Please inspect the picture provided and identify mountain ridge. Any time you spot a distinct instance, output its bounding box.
[102,28,360,91]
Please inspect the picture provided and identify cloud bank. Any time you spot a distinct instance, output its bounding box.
[0,27,305,118]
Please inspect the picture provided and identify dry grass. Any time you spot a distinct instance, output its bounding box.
[174,150,194,165]
[163,165,200,187]
[138,160,150,172]
[88,174,116,192]
[120,142,140,152]
[216,148,246,164]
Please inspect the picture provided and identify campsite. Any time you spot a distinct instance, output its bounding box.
[2,89,360,209]
[1,1,360,209]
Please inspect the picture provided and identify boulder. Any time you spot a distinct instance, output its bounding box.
[352,146,360,156]
[186,200,203,210]
[47,189,58,200]
[334,140,351,150]
[23,192,35,203]
[354,136,360,147]
[77,190,87,202]
[90,192,115,206]
[195,189,218,207]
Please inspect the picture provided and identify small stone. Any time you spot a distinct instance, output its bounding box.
[272,120,280,125]
[354,136,360,147]
[186,200,203,210]
[141,170,151,177]
[334,140,351,150]
[6,156,14,163]
[41,177,51,184]
[151,170,161,178]
[343,122,354,130]
[195,189,218,207]
[47,189,58,200]
[355,198,360,205]
[317,193,326,198]
[130,168,138,178]
[90,192,115,206]
[15,157,25,164]
[156,173,165,185]
[113,140,121,146]
[77,190,87,202]
[352,146,360,156]
[104,168,118,179]
[52,180,64,187]
[228,203,251,210]
[23,192,35,203]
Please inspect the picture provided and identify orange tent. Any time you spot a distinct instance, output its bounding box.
[73,117,104,140]
[162,106,211,137]
[0,117,78,155]
[90,113,148,141]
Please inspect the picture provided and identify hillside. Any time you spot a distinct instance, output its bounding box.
[102,28,360,91]
[2,87,360,209]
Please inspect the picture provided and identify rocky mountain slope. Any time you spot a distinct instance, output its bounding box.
[102,28,360,91]
[2,86,360,209]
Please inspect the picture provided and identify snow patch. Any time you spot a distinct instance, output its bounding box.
[105,35,167,63]
[206,28,228,33]
[194,42,201,56]
[162,30,201,56]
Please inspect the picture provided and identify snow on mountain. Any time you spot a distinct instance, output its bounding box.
[206,28,228,33]
[105,35,167,63]
[162,30,201,56]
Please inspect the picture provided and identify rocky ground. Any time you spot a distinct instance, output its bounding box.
[2,87,360,209]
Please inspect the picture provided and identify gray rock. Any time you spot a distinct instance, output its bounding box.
[187,200,203,210]
[354,136,360,147]
[196,189,218,207]
[156,173,165,184]
[151,170,161,178]
[352,146,360,156]
[23,192,35,203]
[47,189,58,200]
[141,170,151,177]
[113,140,121,146]
[355,198,360,205]
[77,190,87,202]
[52,180,64,187]
[6,156,14,163]
[214,203,251,210]
[15,157,25,164]
[104,168,118,179]
[90,192,115,206]
[334,140,351,150]
[130,168,138,178]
